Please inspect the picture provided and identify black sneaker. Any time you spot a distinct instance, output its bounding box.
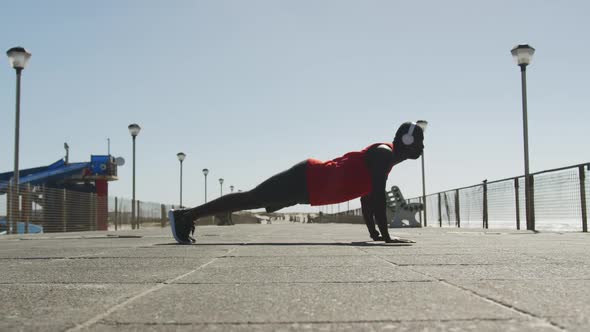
[169,209,195,244]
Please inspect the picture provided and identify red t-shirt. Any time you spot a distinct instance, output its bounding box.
[306,143,394,206]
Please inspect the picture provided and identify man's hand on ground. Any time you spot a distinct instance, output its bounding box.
[384,237,416,244]
[370,235,415,243]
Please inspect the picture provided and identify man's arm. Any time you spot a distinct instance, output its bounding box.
[361,194,381,240]
[366,146,393,241]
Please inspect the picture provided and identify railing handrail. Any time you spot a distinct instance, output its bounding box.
[419,161,590,198]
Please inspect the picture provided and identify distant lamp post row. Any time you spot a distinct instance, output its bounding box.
[6,47,31,234]
[511,44,535,231]
[128,123,141,229]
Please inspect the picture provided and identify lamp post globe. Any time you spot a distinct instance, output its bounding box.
[128,123,141,137]
[128,123,141,229]
[7,47,32,70]
[416,120,428,132]
[219,178,224,196]
[6,47,32,234]
[511,44,535,67]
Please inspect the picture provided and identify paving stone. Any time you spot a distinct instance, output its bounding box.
[105,283,520,324]
[457,280,590,318]
[229,245,367,257]
[0,284,150,331]
[209,255,387,267]
[410,264,590,280]
[0,257,212,283]
[379,253,553,266]
[1,224,587,331]
[86,320,560,332]
[174,265,432,283]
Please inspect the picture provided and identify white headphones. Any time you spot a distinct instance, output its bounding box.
[402,122,416,145]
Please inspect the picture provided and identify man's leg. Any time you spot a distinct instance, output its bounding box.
[182,190,262,222]
[170,160,310,243]
[182,160,309,221]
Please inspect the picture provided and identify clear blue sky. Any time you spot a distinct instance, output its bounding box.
[1,1,589,212]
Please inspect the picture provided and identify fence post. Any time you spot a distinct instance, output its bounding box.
[25,183,31,234]
[437,193,442,227]
[455,189,460,228]
[114,197,118,231]
[529,175,536,230]
[514,178,520,230]
[6,185,10,234]
[6,184,10,235]
[90,193,96,231]
[161,204,166,228]
[418,197,423,225]
[483,180,488,229]
[137,200,141,228]
[579,165,588,232]
[8,182,19,235]
[63,189,67,232]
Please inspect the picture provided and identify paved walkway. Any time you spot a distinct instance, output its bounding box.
[1,224,589,331]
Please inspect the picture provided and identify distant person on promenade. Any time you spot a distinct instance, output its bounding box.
[169,121,426,244]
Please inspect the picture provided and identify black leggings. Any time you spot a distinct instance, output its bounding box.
[184,160,309,221]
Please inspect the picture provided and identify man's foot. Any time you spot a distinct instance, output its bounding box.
[169,209,195,244]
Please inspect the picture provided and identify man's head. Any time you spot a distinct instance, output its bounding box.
[393,122,425,160]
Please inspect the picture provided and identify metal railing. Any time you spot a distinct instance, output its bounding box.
[328,162,589,232]
[411,162,589,232]
[3,162,587,234]
[1,184,100,234]
[109,196,174,231]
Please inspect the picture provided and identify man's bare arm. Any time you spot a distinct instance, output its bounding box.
[361,194,380,240]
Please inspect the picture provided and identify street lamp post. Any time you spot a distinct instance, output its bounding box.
[177,152,186,208]
[6,47,31,235]
[416,120,429,227]
[230,185,234,193]
[511,44,536,231]
[219,178,224,196]
[202,169,209,202]
[128,123,141,229]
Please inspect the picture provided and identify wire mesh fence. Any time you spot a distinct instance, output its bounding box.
[1,184,96,234]
[2,163,588,234]
[108,197,175,231]
[328,162,588,232]
[415,163,589,232]
[0,183,175,234]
